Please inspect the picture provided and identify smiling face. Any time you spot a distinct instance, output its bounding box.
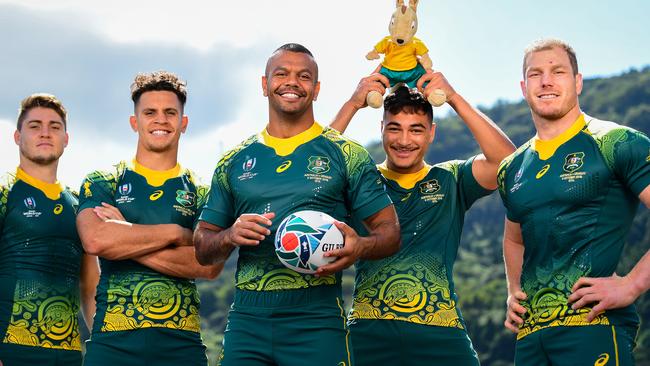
[14,107,68,166]
[382,110,435,174]
[130,90,187,154]
[521,46,583,123]
[262,50,320,119]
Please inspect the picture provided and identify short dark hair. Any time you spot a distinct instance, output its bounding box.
[265,43,318,79]
[274,43,314,57]
[130,71,187,107]
[17,93,67,130]
[523,38,579,77]
[384,85,433,122]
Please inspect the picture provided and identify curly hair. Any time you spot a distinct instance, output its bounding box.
[383,85,433,122]
[130,70,187,106]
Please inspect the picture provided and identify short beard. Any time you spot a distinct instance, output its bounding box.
[20,148,59,166]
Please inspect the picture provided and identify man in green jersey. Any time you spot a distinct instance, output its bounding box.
[76,71,221,366]
[194,43,400,366]
[498,39,650,365]
[331,73,515,364]
[0,94,99,366]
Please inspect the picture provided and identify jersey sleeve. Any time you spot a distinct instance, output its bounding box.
[78,169,118,212]
[455,156,493,210]
[413,38,429,56]
[374,36,390,54]
[343,141,393,220]
[199,158,236,228]
[193,184,210,229]
[0,183,8,230]
[497,154,518,222]
[611,128,650,196]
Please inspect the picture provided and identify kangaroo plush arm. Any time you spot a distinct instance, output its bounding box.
[419,52,433,70]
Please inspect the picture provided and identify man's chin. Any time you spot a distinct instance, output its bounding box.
[146,143,177,154]
[29,155,59,166]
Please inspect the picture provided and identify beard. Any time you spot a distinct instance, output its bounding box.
[528,94,579,122]
[20,147,59,166]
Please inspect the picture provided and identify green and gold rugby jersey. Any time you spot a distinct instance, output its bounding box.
[497,114,650,339]
[78,160,208,334]
[349,159,491,328]
[0,168,83,351]
[200,122,392,292]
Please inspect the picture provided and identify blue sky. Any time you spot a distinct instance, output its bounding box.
[1,0,648,184]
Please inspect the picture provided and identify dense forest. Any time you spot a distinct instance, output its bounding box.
[197,67,650,365]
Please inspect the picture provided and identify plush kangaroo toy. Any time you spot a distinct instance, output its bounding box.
[366,0,446,108]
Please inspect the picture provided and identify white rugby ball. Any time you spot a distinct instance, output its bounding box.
[274,210,344,274]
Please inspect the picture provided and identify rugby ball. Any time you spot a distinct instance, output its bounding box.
[274,210,344,274]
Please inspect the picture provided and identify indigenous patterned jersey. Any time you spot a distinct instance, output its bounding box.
[0,168,83,350]
[78,160,208,334]
[498,114,650,339]
[349,159,491,328]
[200,123,392,292]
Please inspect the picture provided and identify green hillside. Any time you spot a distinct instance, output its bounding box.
[198,67,650,365]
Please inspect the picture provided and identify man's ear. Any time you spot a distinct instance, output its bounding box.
[262,76,269,97]
[181,115,189,133]
[129,115,138,132]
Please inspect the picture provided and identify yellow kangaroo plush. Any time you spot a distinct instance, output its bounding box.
[366,0,446,108]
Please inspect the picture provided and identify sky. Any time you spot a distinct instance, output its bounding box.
[1,0,649,186]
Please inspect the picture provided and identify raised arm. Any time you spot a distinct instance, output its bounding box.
[503,218,527,333]
[316,205,400,276]
[77,206,192,260]
[79,253,99,330]
[568,185,650,321]
[329,73,390,133]
[417,72,515,190]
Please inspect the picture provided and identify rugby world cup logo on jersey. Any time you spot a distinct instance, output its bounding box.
[24,196,36,210]
[243,157,256,172]
[238,156,259,181]
[116,183,136,204]
[119,183,132,196]
[22,196,42,218]
[563,152,584,173]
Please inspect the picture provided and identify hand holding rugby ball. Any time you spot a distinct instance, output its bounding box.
[274,210,344,274]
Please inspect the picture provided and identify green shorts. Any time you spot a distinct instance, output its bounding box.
[83,328,207,366]
[349,319,479,366]
[218,286,352,366]
[380,64,427,89]
[515,325,637,366]
[0,343,81,366]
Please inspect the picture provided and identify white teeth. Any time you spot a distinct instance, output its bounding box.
[152,130,169,135]
[282,93,299,99]
[539,94,558,99]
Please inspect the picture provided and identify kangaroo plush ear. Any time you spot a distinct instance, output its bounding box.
[396,0,405,8]
[410,0,419,11]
